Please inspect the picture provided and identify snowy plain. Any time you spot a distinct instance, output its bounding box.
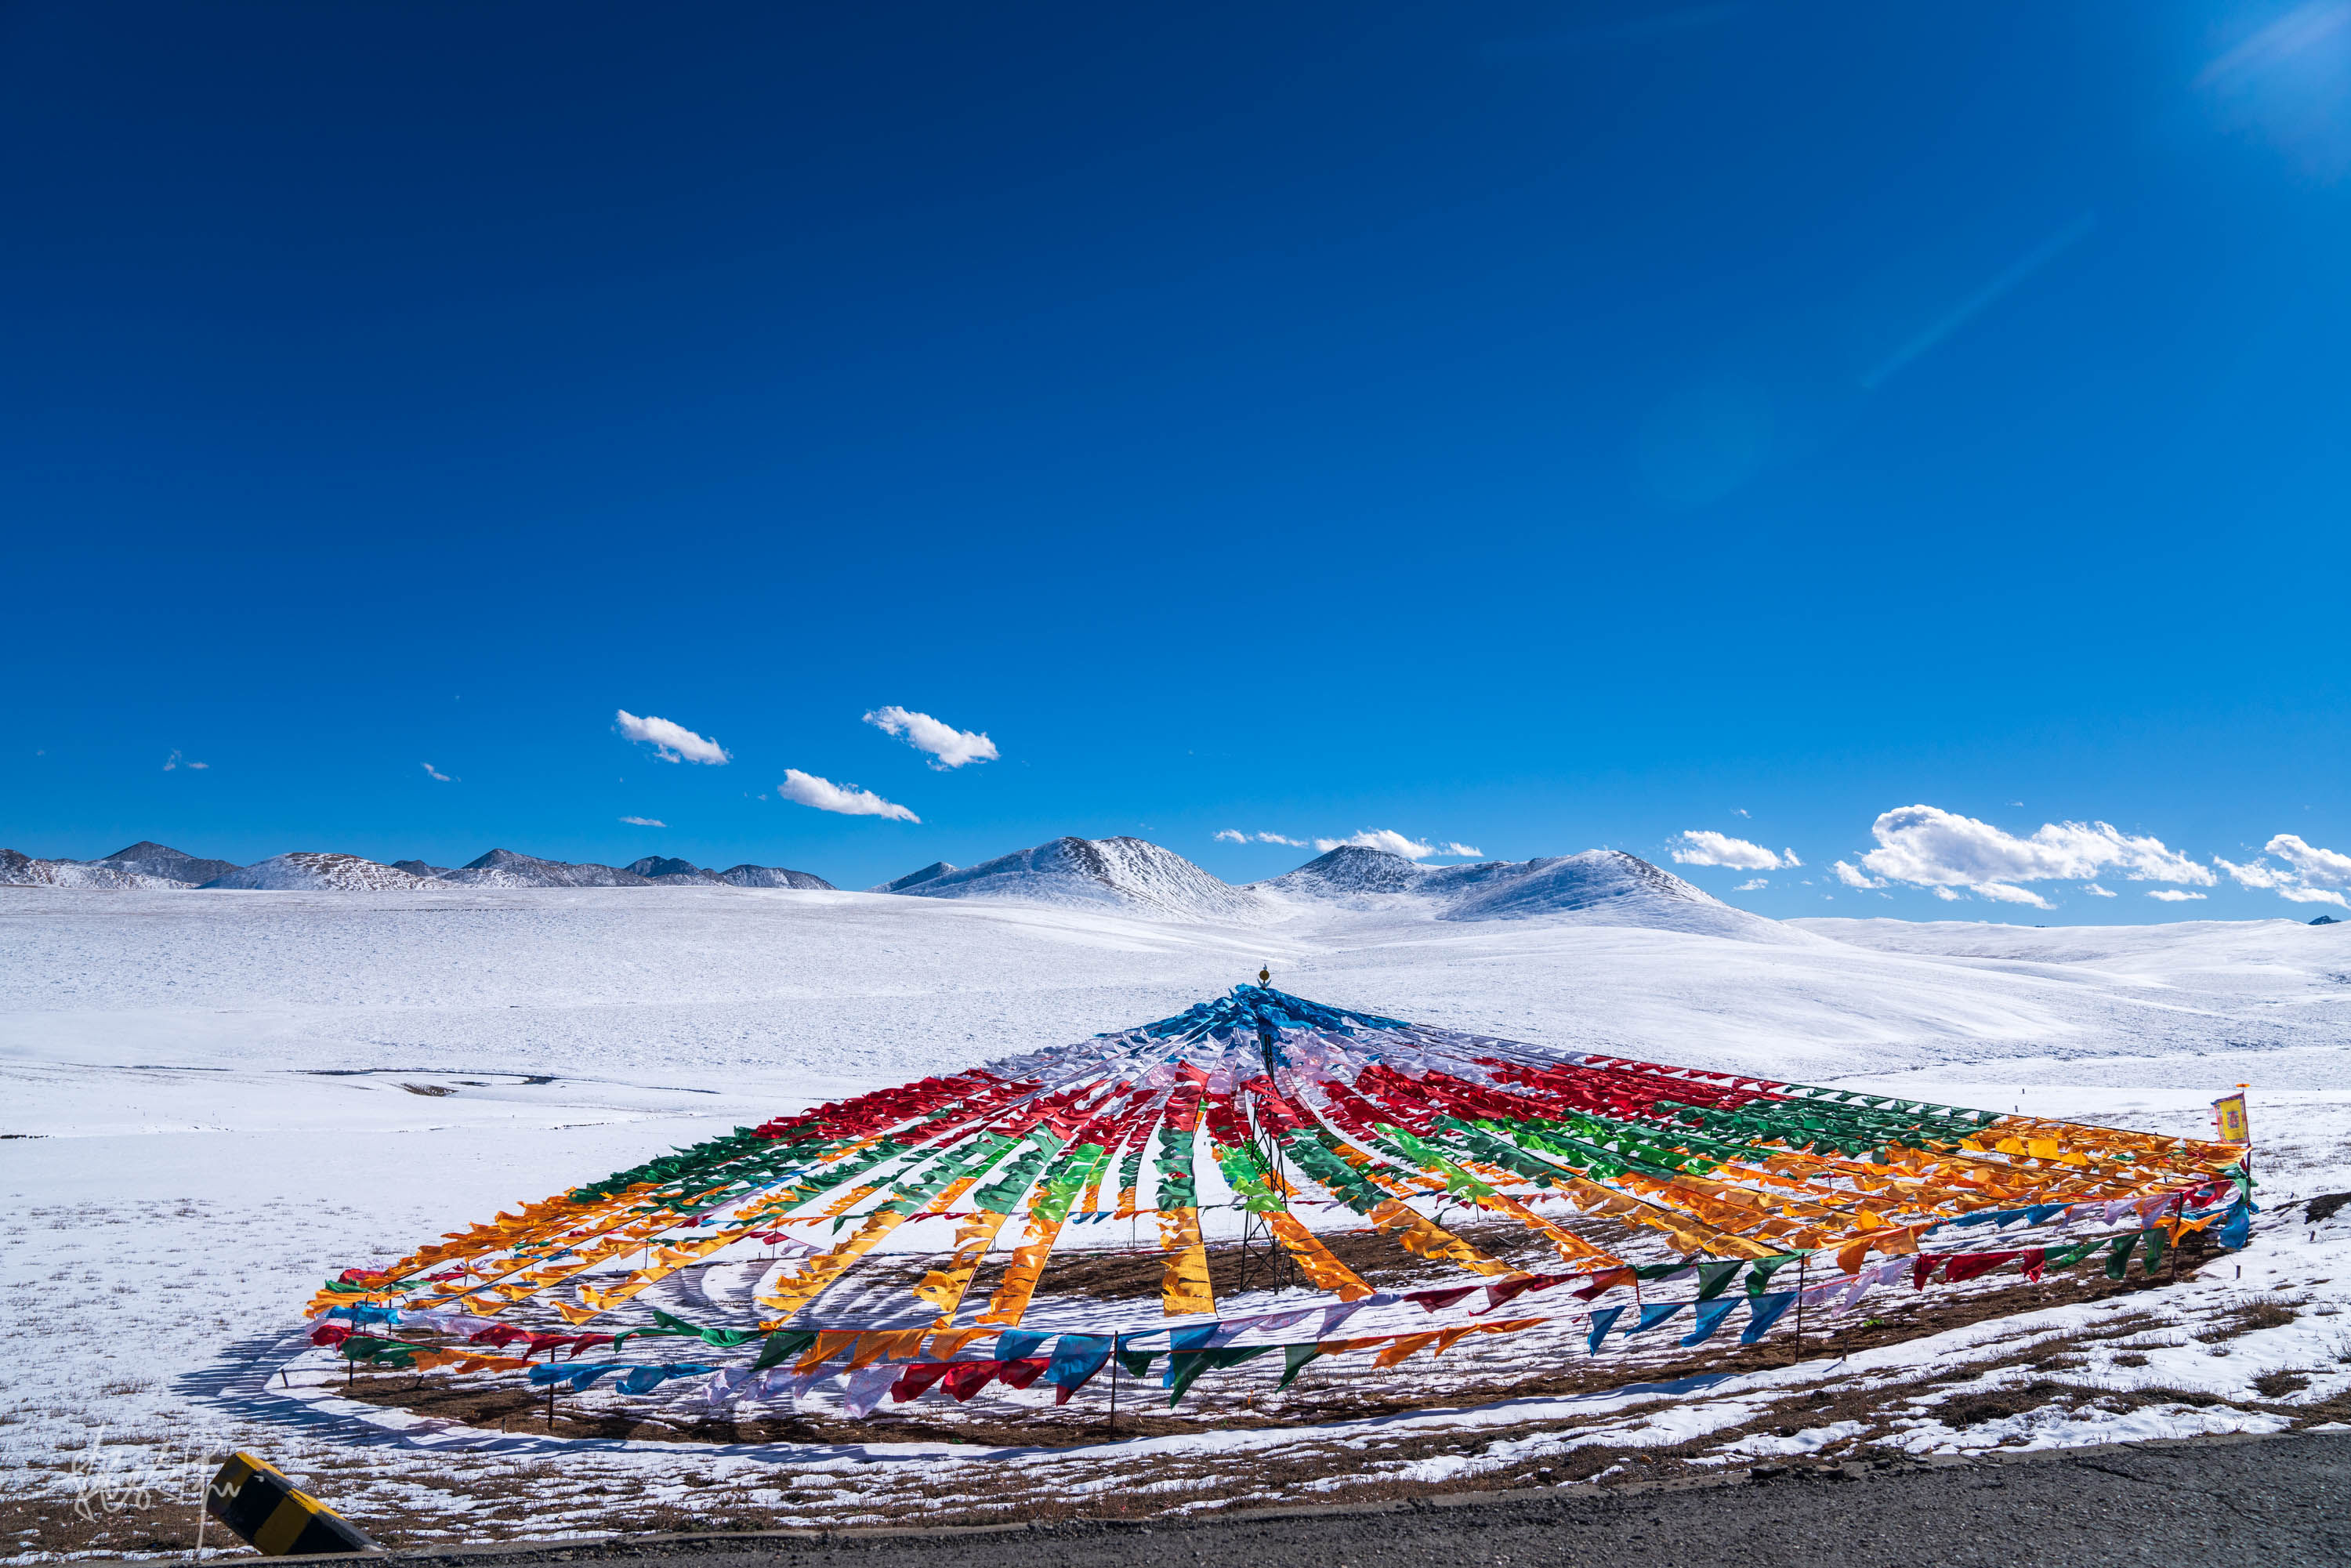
[2,885,2347,1555]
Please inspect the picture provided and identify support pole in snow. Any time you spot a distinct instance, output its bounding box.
[1791,1255,1806,1365]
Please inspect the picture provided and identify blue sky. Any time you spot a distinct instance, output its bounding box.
[4,2,2347,919]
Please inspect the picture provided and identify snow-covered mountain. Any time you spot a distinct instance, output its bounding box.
[870,861,955,893]
[880,837,1274,922]
[435,849,834,889]
[0,849,185,889]
[716,864,834,890]
[1256,846,1788,938]
[88,842,241,886]
[2,842,835,893]
[436,849,650,888]
[623,856,721,885]
[202,853,428,890]
[2,842,241,889]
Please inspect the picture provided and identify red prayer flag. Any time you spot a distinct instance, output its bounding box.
[943,1360,1001,1402]
[1938,1251,2018,1284]
[995,1356,1051,1390]
[1407,1287,1480,1314]
[1574,1267,1636,1302]
[889,1362,952,1403]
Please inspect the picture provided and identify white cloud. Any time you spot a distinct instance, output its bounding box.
[2213,855,2287,890]
[1434,842,1483,857]
[1670,831,1799,871]
[1857,806,2212,903]
[162,749,208,772]
[2215,835,2351,908]
[1217,830,1309,847]
[1214,829,1248,843]
[1830,860,1882,889]
[1933,887,1962,901]
[1257,832,1307,847]
[2269,833,2351,885]
[2146,889,2208,902]
[615,710,730,766]
[1733,808,1749,818]
[619,816,665,827]
[1735,878,1768,890]
[778,769,918,823]
[864,706,998,770]
[421,762,452,782]
[1315,829,1436,860]
[2081,883,2116,897]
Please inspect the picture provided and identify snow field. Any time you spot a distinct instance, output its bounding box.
[2,888,2346,1555]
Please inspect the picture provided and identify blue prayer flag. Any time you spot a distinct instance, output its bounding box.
[1679,1295,1741,1346]
[1740,1291,1797,1345]
[1631,1301,1686,1334]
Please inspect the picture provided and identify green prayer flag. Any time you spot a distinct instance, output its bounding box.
[2104,1233,2139,1280]
[1276,1342,1324,1391]
[1166,1345,1275,1407]
[752,1328,817,1371]
[2141,1228,2168,1275]
[1744,1255,1802,1296]
[1694,1261,1744,1302]
[1116,1347,1161,1380]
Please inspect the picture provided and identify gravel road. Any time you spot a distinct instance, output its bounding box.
[275,1430,2349,1568]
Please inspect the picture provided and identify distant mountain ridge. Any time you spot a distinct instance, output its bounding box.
[1255,844,1782,936]
[0,842,832,892]
[864,835,1768,937]
[5,832,1765,937]
[877,837,1273,922]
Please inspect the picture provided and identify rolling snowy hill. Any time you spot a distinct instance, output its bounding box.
[879,835,1276,922]
[1255,845,1791,938]
[201,852,429,890]
[0,848,183,889]
[87,841,242,885]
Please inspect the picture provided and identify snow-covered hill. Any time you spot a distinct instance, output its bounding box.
[436,849,649,888]
[716,864,835,890]
[87,841,241,886]
[2,841,241,889]
[202,853,427,890]
[1256,846,1790,939]
[871,860,955,893]
[0,849,183,889]
[883,836,1275,922]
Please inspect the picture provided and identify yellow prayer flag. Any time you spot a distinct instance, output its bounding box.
[2211,1094,2250,1145]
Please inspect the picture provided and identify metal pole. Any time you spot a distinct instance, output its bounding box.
[190,1449,209,1564]
[1107,1335,1118,1436]
[1791,1255,1806,1366]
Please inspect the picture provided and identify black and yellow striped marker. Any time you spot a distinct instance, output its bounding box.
[205,1452,377,1555]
